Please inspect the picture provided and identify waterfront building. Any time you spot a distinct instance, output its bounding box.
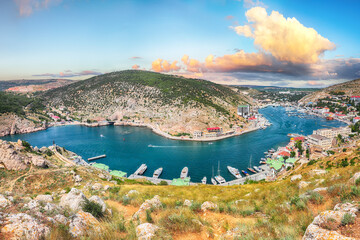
[307,134,332,150]
[313,126,351,139]
[353,117,360,123]
[193,130,203,138]
[237,105,250,118]
[350,96,360,105]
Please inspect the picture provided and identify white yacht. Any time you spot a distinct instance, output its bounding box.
[134,164,147,175]
[180,167,188,179]
[215,175,226,184]
[211,178,217,185]
[227,166,242,179]
[253,166,261,172]
[201,176,207,184]
[152,168,163,178]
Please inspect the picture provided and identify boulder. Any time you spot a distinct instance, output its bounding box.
[0,194,11,209]
[104,185,110,191]
[201,201,218,212]
[333,203,358,217]
[313,187,328,192]
[25,200,40,210]
[310,169,327,176]
[36,194,53,203]
[54,214,68,225]
[183,199,192,207]
[91,183,103,191]
[136,223,159,240]
[312,210,347,227]
[303,223,354,240]
[60,188,87,212]
[299,181,310,189]
[349,172,360,185]
[74,175,82,183]
[133,195,162,220]
[291,174,302,182]
[43,202,57,212]
[69,210,100,237]
[89,195,107,212]
[1,213,50,240]
[126,190,139,197]
[30,155,48,168]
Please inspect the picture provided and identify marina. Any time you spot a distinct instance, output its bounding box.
[87,154,106,161]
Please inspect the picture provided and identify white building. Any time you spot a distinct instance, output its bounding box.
[237,105,250,118]
[307,134,332,150]
[313,126,351,139]
[193,130,203,138]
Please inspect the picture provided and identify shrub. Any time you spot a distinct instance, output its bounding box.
[83,200,104,219]
[308,192,323,205]
[22,140,32,152]
[121,196,130,206]
[158,212,201,233]
[189,202,201,213]
[109,186,120,194]
[64,187,71,193]
[341,213,355,226]
[307,160,317,166]
[146,209,153,223]
[159,181,168,185]
[290,195,306,210]
[350,186,360,197]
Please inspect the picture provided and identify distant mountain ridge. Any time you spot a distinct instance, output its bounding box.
[41,70,251,134]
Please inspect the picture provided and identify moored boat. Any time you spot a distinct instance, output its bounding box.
[247,168,256,173]
[134,164,147,175]
[227,166,242,179]
[153,167,163,178]
[180,167,188,179]
[211,178,217,185]
[241,170,249,176]
[253,166,261,172]
[215,175,226,184]
[260,161,266,164]
[201,176,207,184]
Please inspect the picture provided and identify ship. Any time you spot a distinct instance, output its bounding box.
[227,166,242,179]
[211,178,217,185]
[134,164,147,175]
[247,168,256,173]
[152,168,163,178]
[201,176,207,184]
[215,161,226,184]
[241,170,249,176]
[253,166,261,172]
[180,167,189,179]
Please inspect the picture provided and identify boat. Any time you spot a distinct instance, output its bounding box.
[152,168,163,178]
[247,168,256,173]
[180,167,188,179]
[261,158,266,161]
[211,178,217,185]
[227,166,242,179]
[148,144,153,147]
[241,170,249,176]
[253,166,261,172]
[215,161,226,184]
[326,116,334,120]
[259,161,266,164]
[201,176,207,184]
[134,164,147,175]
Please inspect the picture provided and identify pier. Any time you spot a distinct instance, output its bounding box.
[87,154,106,161]
[128,174,197,185]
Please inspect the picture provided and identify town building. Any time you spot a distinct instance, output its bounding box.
[313,126,351,139]
[193,130,203,138]
[307,134,332,150]
[237,105,250,118]
[353,117,360,123]
[350,96,360,105]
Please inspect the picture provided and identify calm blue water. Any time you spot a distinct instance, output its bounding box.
[1,107,345,182]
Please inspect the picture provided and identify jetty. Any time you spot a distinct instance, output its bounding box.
[87,154,106,161]
[128,174,197,186]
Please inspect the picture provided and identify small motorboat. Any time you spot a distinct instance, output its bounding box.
[180,167,189,179]
[253,166,261,172]
[211,178,217,185]
[153,168,163,178]
[215,175,226,184]
[241,170,249,176]
[201,176,207,184]
[247,168,256,173]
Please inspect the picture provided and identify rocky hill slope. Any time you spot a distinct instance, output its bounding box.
[300,78,360,104]
[0,139,359,239]
[41,70,251,134]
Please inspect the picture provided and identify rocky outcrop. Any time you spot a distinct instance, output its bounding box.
[89,196,107,212]
[60,188,87,212]
[291,174,302,182]
[35,194,53,203]
[0,195,12,209]
[1,213,50,240]
[136,223,159,240]
[183,199,192,207]
[349,172,360,185]
[133,195,162,220]
[201,201,218,212]
[303,203,359,240]
[0,113,45,137]
[299,181,310,189]
[68,210,100,237]
[0,140,48,170]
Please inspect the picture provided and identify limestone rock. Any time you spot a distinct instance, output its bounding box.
[36,194,53,203]
[25,200,40,210]
[1,213,50,240]
[312,210,346,227]
[299,181,310,189]
[54,214,68,225]
[201,201,218,212]
[349,172,360,185]
[136,223,159,240]
[303,223,354,240]
[69,210,100,237]
[291,174,302,182]
[0,194,11,209]
[310,169,327,176]
[313,187,328,192]
[74,175,82,183]
[333,203,358,217]
[60,188,87,212]
[91,183,103,191]
[183,199,192,207]
[104,185,110,191]
[89,195,107,212]
[127,190,139,197]
[133,195,162,220]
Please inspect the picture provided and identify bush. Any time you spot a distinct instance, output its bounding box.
[307,160,317,166]
[356,178,360,186]
[350,186,360,197]
[122,196,131,206]
[159,181,168,186]
[290,195,307,210]
[146,209,153,223]
[22,140,32,152]
[83,200,104,219]
[341,213,355,226]
[308,192,323,205]
[109,186,120,194]
[189,202,201,213]
[158,212,201,233]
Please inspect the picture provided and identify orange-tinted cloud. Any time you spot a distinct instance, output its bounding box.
[132,64,140,70]
[181,55,203,73]
[14,0,62,16]
[151,59,180,72]
[233,7,336,64]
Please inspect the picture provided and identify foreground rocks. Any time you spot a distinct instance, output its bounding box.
[133,195,162,221]
[136,223,159,240]
[60,188,87,212]
[69,210,100,237]
[201,201,218,212]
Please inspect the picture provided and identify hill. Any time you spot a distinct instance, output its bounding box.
[0,79,74,92]
[41,70,252,134]
[300,78,360,104]
[0,139,359,239]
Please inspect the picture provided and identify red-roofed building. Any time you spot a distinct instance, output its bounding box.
[294,137,305,142]
[278,151,290,157]
[351,96,360,106]
[248,117,257,121]
[354,117,360,123]
[207,127,221,132]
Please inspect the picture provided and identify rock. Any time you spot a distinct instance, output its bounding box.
[91,183,103,191]
[312,210,347,227]
[25,200,40,210]
[36,194,53,202]
[310,169,327,176]
[1,213,50,240]
[133,195,162,220]
[39,146,48,153]
[104,185,110,191]
[74,175,82,183]
[333,203,358,217]
[221,227,242,240]
[0,194,11,208]
[136,223,159,240]
[89,196,107,212]
[201,201,218,212]
[235,199,246,204]
[303,223,354,240]
[43,202,58,212]
[30,155,48,168]
[245,193,251,197]
[54,214,68,225]
[291,174,302,182]
[69,210,100,237]
[313,187,328,192]
[34,146,39,152]
[349,172,360,185]
[299,181,310,189]
[126,190,139,197]
[60,188,87,212]
[183,199,192,207]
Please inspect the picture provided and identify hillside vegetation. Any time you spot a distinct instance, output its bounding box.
[41,70,250,133]
[300,78,360,103]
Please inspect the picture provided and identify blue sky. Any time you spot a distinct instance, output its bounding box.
[0,0,359,87]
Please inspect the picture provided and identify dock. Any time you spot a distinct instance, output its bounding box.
[128,174,197,185]
[87,154,106,161]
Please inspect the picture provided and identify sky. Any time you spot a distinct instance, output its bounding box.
[0,0,360,87]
